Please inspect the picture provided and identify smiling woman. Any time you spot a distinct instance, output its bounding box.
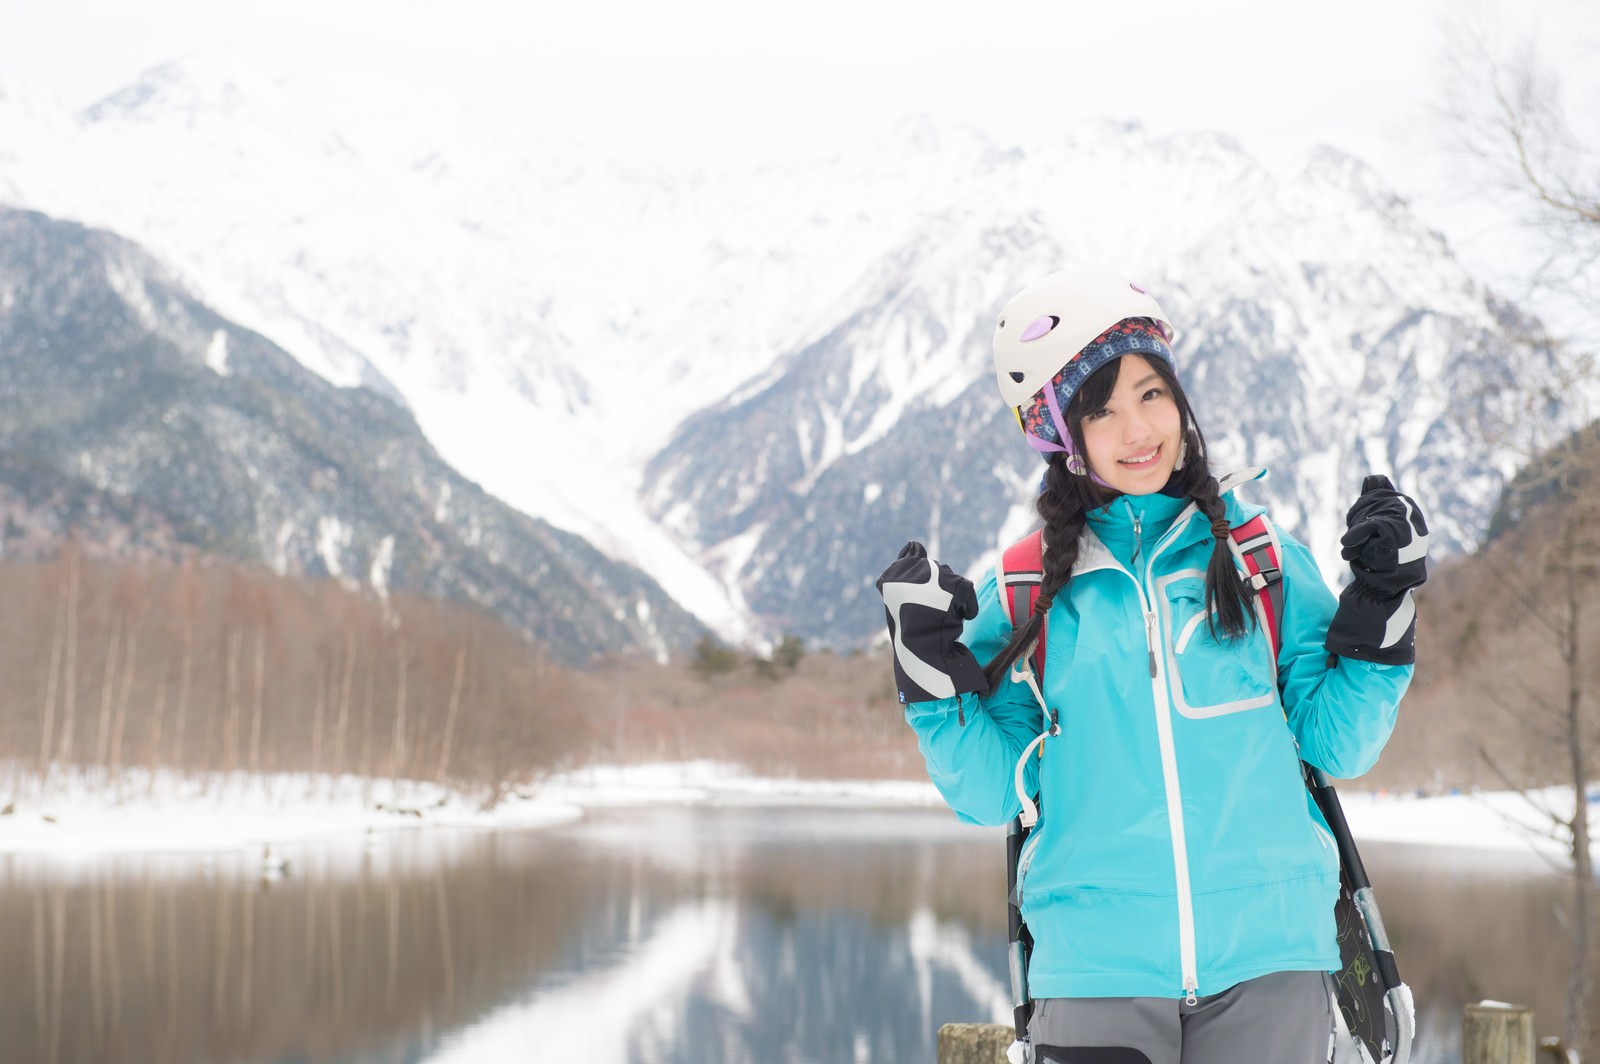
[875,266,1432,1064]
[1071,355,1184,494]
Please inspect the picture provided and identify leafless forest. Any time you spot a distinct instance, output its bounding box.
[0,546,922,800]
[0,547,584,800]
[568,645,923,782]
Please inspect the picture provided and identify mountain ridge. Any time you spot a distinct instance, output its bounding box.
[0,63,1573,645]
[0,205,704,663]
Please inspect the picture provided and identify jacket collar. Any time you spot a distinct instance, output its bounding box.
[1073,468,1266,576]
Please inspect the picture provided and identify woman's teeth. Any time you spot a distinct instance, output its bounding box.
[1120,447,1159,466]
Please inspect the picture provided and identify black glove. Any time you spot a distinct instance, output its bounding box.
[875,541,990,704]
[1325,475,1429,665]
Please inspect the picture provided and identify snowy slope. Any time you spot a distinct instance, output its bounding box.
[648,129,1554,640]
[0,205,705,662]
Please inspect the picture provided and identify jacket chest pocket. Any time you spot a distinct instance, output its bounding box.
[1156,571,1278,719]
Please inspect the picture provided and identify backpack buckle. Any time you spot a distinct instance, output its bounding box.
[1244,566,1282,593]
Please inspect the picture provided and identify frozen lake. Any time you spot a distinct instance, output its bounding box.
[2,803,1577,1063]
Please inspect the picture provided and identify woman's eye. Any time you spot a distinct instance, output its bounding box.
[1085,408,1110,421]
[1143,388,1165,402]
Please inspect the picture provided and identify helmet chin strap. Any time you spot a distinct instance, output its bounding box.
[1042,385,1111,488]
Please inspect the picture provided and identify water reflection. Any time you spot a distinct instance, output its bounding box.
[4,837,596,1064]
[1357,841,1582,1064]
[0,806,1583,1064]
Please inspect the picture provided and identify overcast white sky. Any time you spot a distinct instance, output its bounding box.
[4,0,1585,165]
[0,2,1439,157]
[2,0,1595,321]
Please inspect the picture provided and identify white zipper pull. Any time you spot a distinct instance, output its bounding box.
[1145,610,1158,677]
[1131,508,1143,566]
[1185,983,1199,1006]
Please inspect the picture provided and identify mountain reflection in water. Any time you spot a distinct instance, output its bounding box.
[0,804,1579,1064]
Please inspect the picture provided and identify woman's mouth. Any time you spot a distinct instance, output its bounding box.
[1119,445,1162,469]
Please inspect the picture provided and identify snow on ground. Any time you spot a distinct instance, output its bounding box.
[0,760,1593,862]
[0,765,582,860]
[1337,786,1595,859]
[535,760,944,809]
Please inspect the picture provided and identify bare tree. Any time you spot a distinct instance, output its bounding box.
[36,552,71,778]
[248,623,265,777]
[1473,443,1600,1057]
[334,634,355,778]
[1436,7,1599,1054]
[390,633,409,788]
[1436,7,1600,330]
[110,624,137,793]
[93,617,121,777]
[53,547,81,774]
[310,656,327,781]
[435,641,467,784]
[171,562,197,777]
[145,678,167,797]
[222,626,242,776]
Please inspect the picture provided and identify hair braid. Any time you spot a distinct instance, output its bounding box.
[1190,473,1255,642]
[982,455,1096,690]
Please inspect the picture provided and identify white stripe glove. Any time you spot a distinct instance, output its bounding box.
[876,541,990,704]
[1325,475,1429,665]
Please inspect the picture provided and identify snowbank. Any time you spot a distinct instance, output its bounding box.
[1337,786,1592,859]
[0,766,581,860]
[0,760,1591,862]
[534,760,944,809]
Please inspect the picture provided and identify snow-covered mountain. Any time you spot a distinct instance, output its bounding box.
[0,205,704,663]
[647,135,1548,641]
[0,56,1562,646]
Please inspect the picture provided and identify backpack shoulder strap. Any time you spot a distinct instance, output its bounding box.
[999,529,1048,682]
[1228,514,1285,667]
[1005,516,1285,678]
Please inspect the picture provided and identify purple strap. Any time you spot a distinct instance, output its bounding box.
[1043,381,1072,453]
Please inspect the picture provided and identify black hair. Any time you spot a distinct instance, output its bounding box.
[981,354,1256,691]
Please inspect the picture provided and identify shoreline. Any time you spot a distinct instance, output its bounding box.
[0,760,1592,864]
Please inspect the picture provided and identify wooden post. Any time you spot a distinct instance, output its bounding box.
[938,1023,1015,1064]
[1463,1003,1535,1064]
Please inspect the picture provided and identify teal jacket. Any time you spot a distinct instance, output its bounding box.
[905,476,1411,1001]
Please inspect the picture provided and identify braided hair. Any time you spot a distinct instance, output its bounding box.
[981,355,1255,691]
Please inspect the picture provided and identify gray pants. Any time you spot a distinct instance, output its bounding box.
[1028,971,1334,1064]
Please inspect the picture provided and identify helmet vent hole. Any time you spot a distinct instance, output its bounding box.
[1019,315,1060,343]
[1009,371,1025,383]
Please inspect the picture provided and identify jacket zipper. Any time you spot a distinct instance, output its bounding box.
[1126,501,1203,1003]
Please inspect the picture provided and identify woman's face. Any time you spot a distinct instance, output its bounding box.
[1077,354,1184,496]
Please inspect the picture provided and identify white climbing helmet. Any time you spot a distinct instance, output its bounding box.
[992,266,1177,410]
[992,267,1179,459]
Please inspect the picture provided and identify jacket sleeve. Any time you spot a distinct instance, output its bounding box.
[1274,524,1413,779]
[903,567,1049,826]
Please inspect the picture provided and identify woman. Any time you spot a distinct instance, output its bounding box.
[875,267,1428,1064]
